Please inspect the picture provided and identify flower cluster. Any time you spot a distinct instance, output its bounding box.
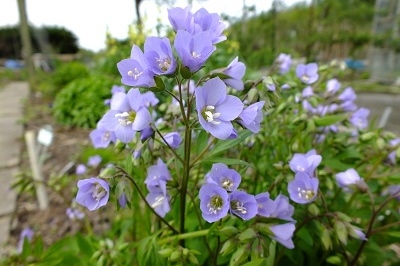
[199,163,257,222]
[288,149,321,204]
[297,72,371,139]
[144,159,172,217]
[67,6,400,265]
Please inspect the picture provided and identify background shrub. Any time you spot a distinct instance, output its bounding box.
[52,75,117,128]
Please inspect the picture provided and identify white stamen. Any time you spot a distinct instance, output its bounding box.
[127,68,143,80]
[233,201,247,214]
[151,196,165,208]
[297,187,315,200]
[191,51,201,59]
[115,112,132,126]
[221,178,234,191]
[301,75,309,82]
[208,196,223,214]
[92,183,107,201]
[102,132,110,141]
[203,105,221,125]
[157,57,171,72]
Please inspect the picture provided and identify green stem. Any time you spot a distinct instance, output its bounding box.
[266,240,276,266]
[350,190,400,265]
[180,123,192,241]
[176,77,188,125]
[371,220,400,234]
[154,126,185,164]
[158,229,209,246]
[190,137,216,168]
[179,75,194,245]
[116,166,178,234]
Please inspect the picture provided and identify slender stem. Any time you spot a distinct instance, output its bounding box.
[153,126,185,164]
[213,220,222,266]
[158,229,209,245]
[164,88,180,104]
[180,123,192,240]
[318,191,350,263]
[115,166,178,234]
[176,77,188,125]
[371,220,400,234]
[190,137,216,167]
[350,190,400,265]
[186,191,215,260]
[364,152,387,180]
[294,212,337,234]
[178,75,194,245]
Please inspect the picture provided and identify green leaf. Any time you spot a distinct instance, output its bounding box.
[137,235,164,266]
[33,236,44,257]
[321,229,332,251]
[217,225,238,237]
[209,71,232,80]
[297,228,313,247]
[194,130,209,155]
[338,148,362,160]
[124,155,134,176]
[238,228,257,243]
[154,76,165,90]
[180,65,192,79]
[208,130,253,157]
[241,258,267,266]
[188,252,200,265]
[335,221,348,245]
[230,245,249,266]
[383,231,400,238]
[313,114,347,127]
[308,204,320,216]
[158,247,174,258]
[219,238,237,256]
[75,234,94,257]
[323,158,353,171]
[254,223,271,237]
[326,256,342,264]
[201,157,250,167]
[169,250,182,262]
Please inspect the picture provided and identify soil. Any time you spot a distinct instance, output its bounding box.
[7,91,112,253]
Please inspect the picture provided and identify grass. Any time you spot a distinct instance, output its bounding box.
[0,68,27,88]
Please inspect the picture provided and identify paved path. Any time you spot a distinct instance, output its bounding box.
[0,82,29,254]
[356,93,400,135]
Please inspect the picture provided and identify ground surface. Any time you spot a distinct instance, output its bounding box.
[6,90,101,251]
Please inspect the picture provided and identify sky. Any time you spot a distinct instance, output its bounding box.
[0,0,308,52]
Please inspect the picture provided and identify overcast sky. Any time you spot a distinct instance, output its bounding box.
[0,0,308,52]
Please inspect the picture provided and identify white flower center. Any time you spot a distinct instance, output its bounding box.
[115,111,136,126]
[231,200,247,215]
[151,196,165,208]
[157,57,171,72]
[92,183,107,201]
[221,178,234,191]
[207,195,223,214]
[297,187,315,200]
[191,51,201,59]
[202,105,221,125]
[128,68,143,80]
[102,131,110,142]
[301,75,309,82]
